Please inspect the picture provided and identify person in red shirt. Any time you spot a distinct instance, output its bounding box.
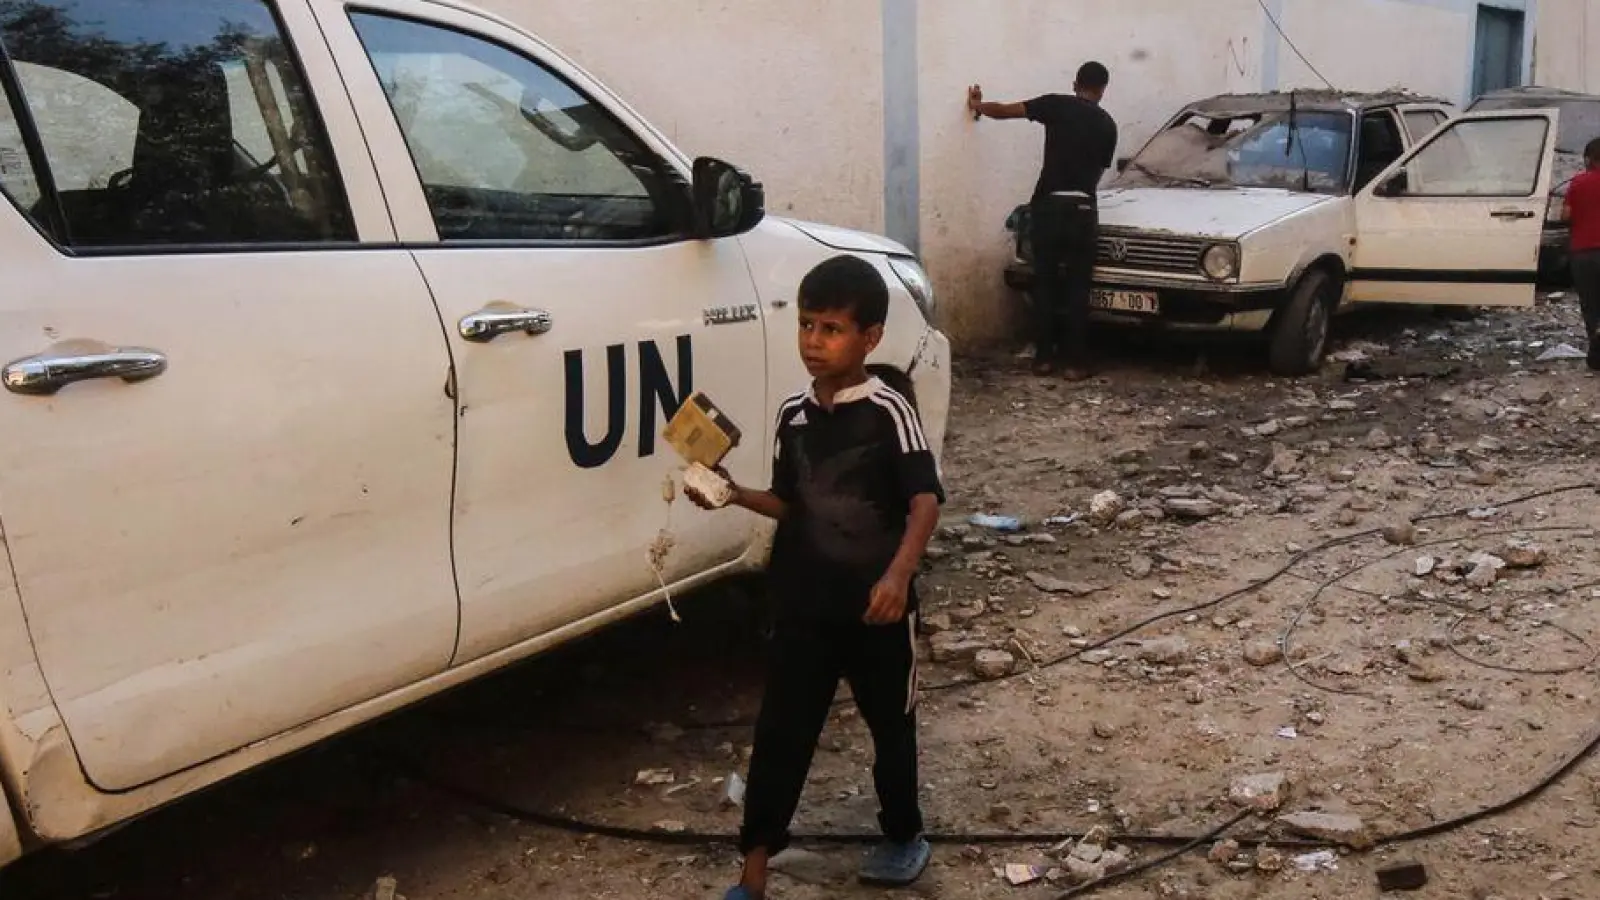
[1562,137,1600,370]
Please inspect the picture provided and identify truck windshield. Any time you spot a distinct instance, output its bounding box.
[1112,110,1353,194]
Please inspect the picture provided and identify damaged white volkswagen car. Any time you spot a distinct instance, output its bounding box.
[1006,91,1561,375]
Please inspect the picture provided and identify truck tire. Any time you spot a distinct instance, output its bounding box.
[1268,268,1337,377]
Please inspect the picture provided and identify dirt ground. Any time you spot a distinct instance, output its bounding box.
[3,295,1600,900]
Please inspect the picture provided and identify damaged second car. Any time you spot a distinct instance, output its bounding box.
[1004,91,1561,375]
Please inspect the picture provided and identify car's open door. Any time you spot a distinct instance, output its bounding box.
[1349,109,1558,307]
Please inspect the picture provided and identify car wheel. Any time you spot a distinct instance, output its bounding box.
[1267,269,1336,377]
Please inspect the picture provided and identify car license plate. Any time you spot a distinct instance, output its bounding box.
[1090,288,1159,315]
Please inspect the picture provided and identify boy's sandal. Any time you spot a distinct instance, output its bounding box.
[722,886,761,900]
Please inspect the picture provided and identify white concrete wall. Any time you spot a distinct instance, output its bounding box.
[1533,0,1600,91]
[471,0,1595,349]
[473,0,886,234]
[1274,0,1478,102]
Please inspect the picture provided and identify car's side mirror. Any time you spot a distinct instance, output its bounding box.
[693,157,766,238]
[1375,168,1409,197]
[1116,157,1131,173]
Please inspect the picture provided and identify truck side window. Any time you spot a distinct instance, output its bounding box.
[0,0,354,249]
[350,13,675,243]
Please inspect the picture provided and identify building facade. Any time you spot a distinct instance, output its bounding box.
[480,0,1594,347]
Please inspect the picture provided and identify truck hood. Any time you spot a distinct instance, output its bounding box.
[780,218,912,257]
[1097,187,1335,239]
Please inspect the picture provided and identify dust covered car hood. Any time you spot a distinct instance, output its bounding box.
[1096,187,1335,240]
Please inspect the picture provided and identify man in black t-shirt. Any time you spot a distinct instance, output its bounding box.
[969,62,1118,380]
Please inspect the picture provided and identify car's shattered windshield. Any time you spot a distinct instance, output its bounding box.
[1111,109,1353,194]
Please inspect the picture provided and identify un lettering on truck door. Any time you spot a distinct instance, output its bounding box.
[564,335,693,469]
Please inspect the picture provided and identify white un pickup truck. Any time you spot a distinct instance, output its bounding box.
[0,0,950,865]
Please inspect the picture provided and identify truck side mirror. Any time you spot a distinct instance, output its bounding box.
[693,157,766,238]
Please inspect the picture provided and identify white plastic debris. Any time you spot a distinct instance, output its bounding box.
[1276,726,1299,739]
[1537,343,1587,361]
[1292,849,1340,873]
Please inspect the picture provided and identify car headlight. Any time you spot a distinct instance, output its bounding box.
[888,256,936,322]
[1201,243,1240,282]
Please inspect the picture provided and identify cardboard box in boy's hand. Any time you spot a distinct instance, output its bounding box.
[662,391,742,469]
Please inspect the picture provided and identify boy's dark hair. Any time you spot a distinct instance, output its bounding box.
[1076,61,1110,90]
[798,255,890,330]
[1586,137,1600,162]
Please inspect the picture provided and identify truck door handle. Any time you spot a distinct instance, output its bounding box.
[458,308,553,343]
[1489,208,1536,220]
[3,347,167,396]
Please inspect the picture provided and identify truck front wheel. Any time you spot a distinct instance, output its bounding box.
[1267,269,1338,377]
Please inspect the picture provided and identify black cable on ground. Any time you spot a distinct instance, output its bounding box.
[1278,524,1590,698]
[379,751,1325,851]
[1377,719,1600,845]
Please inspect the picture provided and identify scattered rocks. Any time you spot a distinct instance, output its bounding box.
[1383,521,1418,546]
[1228,772,1289,812]
[373,876,402,900]
[1277,811,1373,849]
[1137,636,1193,666]
[1089,491,1125,527]
[1465,552,1506,589]
[1207,839,1240,865]
[1164,498,1221,520]
[1499,539,1548,569]
[1517,382,1554,406]
[1365,427,1395,450]
[1026,572,1105,597]
[930,633,991,664]
[973,649,1017,680]
[1093,721,1119,740]
[769,848,835,885]
[1243,640,1284,667]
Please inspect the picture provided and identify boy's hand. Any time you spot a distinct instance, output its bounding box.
[864,568,912,625]
[683,464,736,510]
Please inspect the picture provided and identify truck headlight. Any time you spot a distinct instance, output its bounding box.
[1201,243,1240,282]
[888,256,936,322]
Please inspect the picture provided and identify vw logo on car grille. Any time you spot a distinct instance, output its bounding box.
[1105,237,1129,263]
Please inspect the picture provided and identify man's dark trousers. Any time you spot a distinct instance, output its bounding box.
[1030,190,1098,368]
[1573,248,1600,348]
[737,614,922,856]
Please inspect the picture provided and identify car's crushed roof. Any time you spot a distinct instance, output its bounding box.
[1185,90,1448,116]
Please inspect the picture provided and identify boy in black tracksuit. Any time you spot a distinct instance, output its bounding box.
[687,255,944,899]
